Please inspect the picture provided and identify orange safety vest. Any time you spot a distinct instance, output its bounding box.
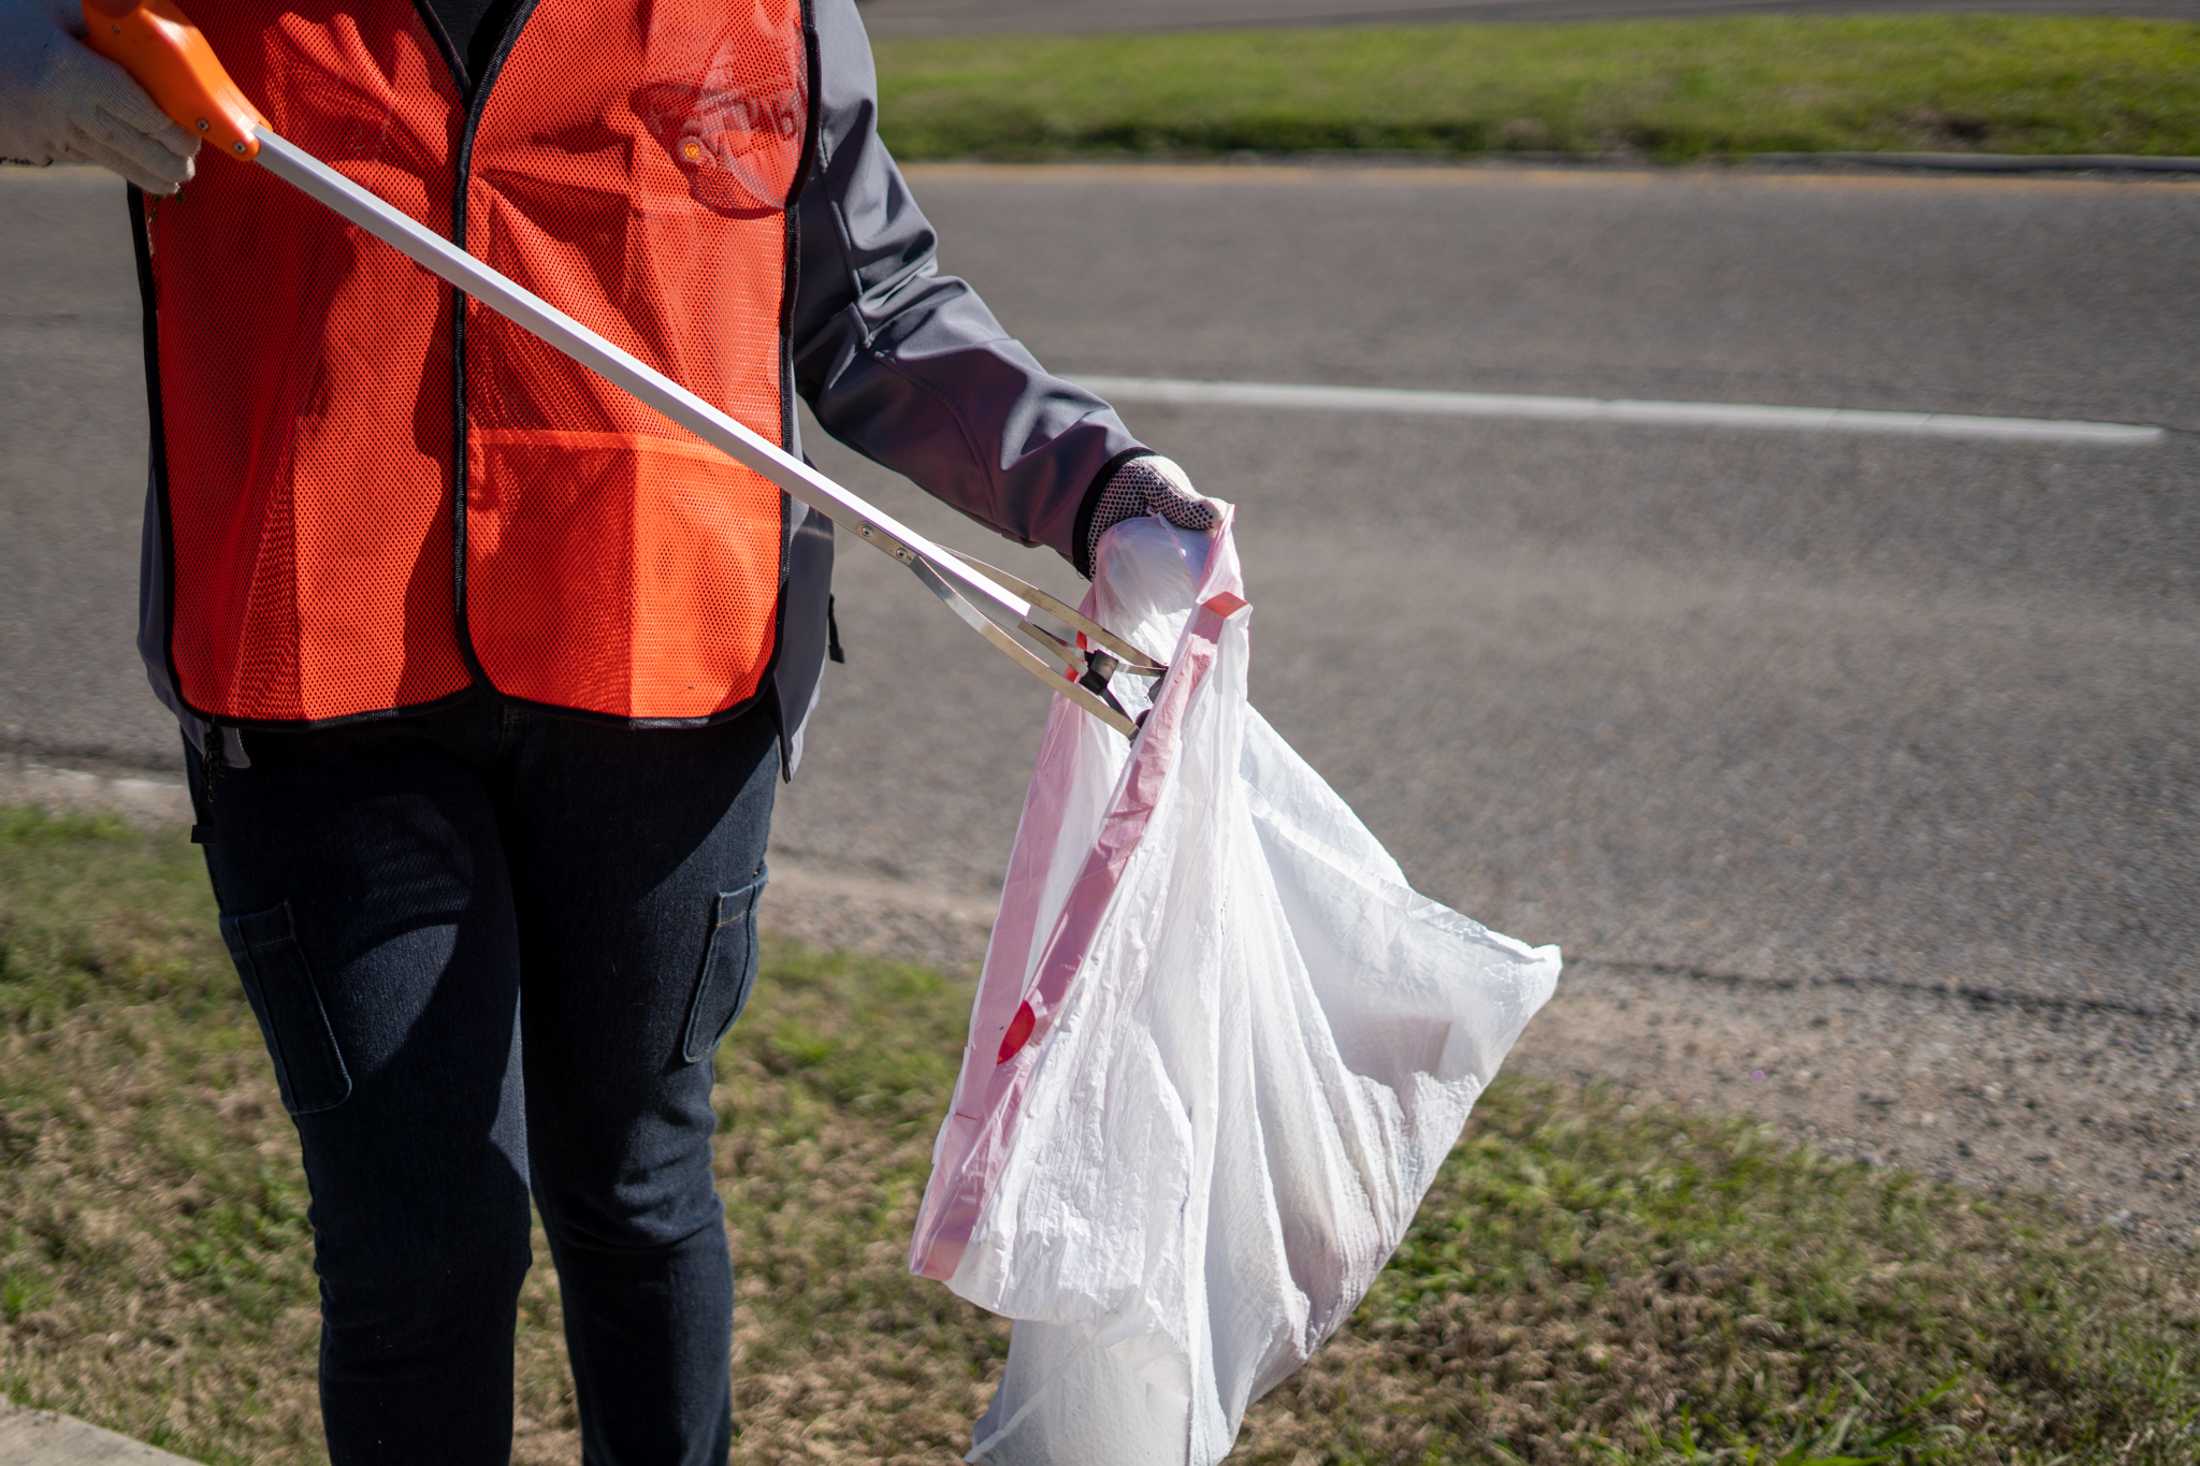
[137,0,815,725]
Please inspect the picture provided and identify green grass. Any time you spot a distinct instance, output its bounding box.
[1,805,2197,1462]
[871,16,2200,163]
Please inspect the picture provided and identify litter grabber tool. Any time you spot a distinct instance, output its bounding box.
[84,0,1166,735]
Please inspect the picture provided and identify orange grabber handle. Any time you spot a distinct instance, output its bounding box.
[82,0,267,161]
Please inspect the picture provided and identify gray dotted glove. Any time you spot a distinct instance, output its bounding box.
[1079,455,1219,579]
[1,0,200,194]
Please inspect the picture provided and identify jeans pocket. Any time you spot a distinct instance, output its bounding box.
[218,901,353,1115]
[681,872,766,1066]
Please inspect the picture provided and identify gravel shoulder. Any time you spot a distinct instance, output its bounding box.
[763,841,2200,1255]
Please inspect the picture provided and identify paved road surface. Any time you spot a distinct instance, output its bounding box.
[2,163,2196,1239]
[856,0,2200,34]
[791,166,2200,1006]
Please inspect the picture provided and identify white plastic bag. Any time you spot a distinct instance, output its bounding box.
[910,513,1561,1464]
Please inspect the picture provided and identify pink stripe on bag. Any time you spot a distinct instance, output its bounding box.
[908,516,1244,1282]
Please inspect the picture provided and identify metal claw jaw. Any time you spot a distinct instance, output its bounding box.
[1075,648,1131,724]
[904,548,1168,738]
[1074,655,1151,736]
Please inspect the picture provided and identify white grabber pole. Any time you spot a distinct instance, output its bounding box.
[86,0,1165,734]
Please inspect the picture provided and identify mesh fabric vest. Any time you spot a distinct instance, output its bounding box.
[137,0,813,724]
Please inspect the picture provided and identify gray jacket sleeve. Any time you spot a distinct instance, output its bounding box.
[791,0,1148,567]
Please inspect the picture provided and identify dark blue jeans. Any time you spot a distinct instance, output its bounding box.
[185,692,779,1466]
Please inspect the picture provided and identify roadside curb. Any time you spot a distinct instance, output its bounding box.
[1744,150,2200,177]
[1413,148,2200,177]
[0,755,191,825]
[900,149,2200,181]
[0,1402,197,1465]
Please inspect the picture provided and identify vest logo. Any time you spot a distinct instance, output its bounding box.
[632,74,805,219]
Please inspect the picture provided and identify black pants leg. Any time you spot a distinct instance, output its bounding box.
[188,697,777,1465]
[498,705,777,1466]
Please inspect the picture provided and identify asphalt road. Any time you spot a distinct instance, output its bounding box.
[3,162,2197,1234]
[855,0,2200,33]
[786,165,2200,1008]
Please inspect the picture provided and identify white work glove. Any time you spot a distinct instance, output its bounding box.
[0,0,199,194]
[1081,455,1219,578]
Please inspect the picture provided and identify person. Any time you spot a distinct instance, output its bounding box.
[1,0,1218,1460]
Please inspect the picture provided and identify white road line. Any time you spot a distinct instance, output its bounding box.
[1078,375,2167,446]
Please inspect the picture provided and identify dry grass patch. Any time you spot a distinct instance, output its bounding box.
[1,807,2196,1463]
